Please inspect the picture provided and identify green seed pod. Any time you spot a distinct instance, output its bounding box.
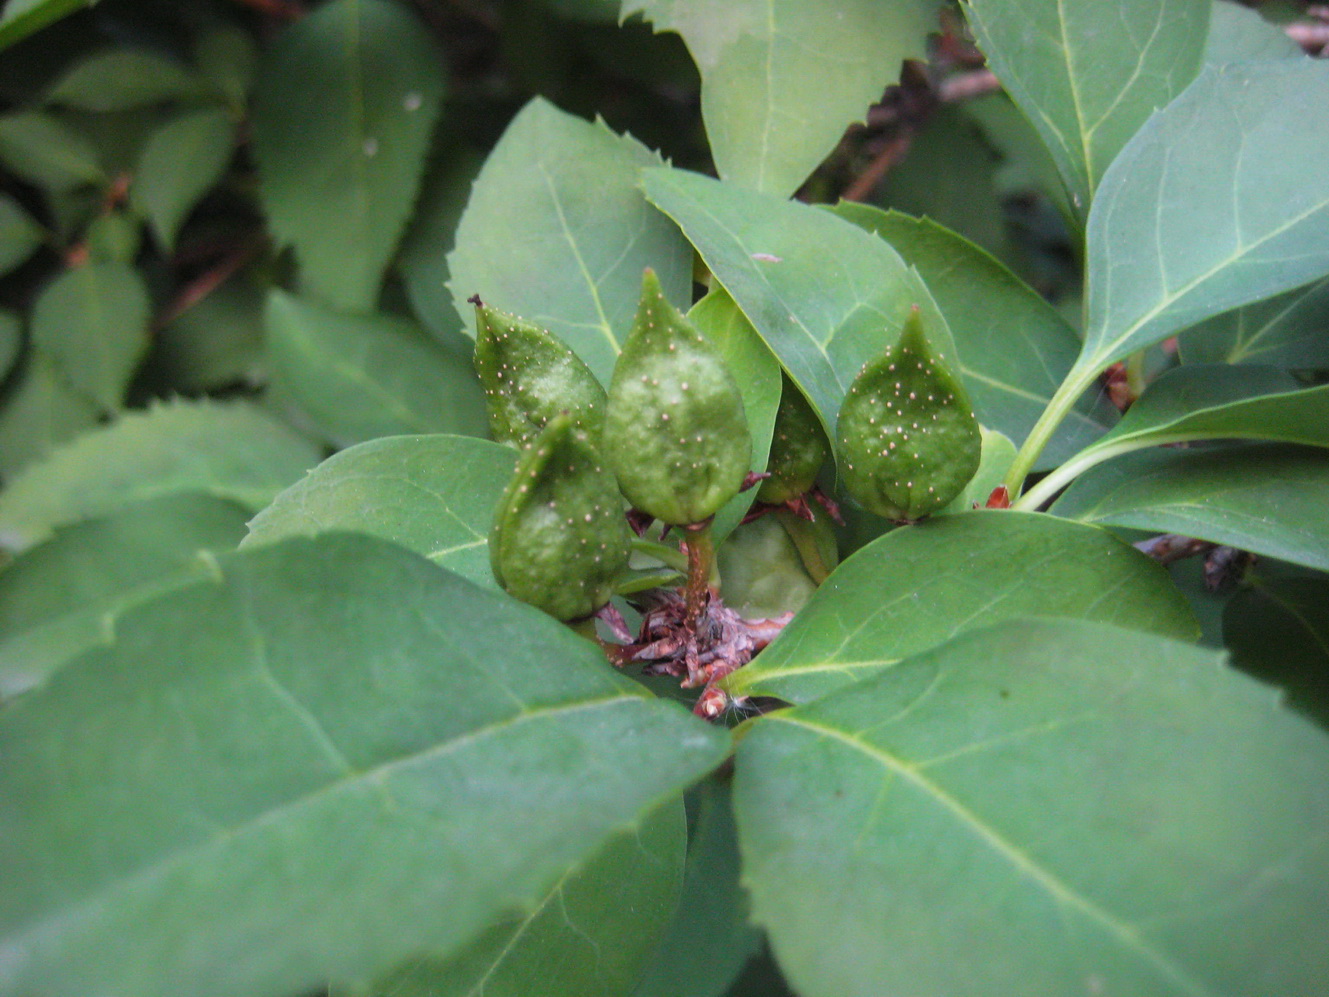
[604,269,751,526]
[490,414,630,621]
[836,307,981,522]
[757,373,829,504]
[472,296,606,448]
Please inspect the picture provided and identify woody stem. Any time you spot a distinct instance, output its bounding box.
[682,520,715,630]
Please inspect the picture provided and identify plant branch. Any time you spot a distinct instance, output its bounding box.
[1002,362,1102,499]
[681,520,715,629]
[842,133,914,202]
[154,235,266,332]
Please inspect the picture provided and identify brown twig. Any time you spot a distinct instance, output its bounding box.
[841,132,914,202]
[937,68,1002,103]
[154,236,266,332]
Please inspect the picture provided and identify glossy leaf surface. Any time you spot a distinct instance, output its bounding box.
[0,494,250,697]
[448,98,692,384]
[723,510,1197,703]
[244,435,518,590]
[1177,276,1329,369]
[624,0,936,198]
[735,618,1329,997]
[1052,443,1329,573]
[251,0,444,312]
[374,802,685,997]
[643,167,955,440]
[0,399,319,548]
[1225,577,1329,728]
[964,0,1209,221]
[265,291,487,446]
[0,533,729,997]
[1081,61,1329,373]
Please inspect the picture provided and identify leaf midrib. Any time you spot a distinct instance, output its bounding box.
[768,712,1219,997]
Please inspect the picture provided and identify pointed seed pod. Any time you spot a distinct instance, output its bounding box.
[489,414,630,621]
[604,269,751,526]
[757,372,829,505]
[471,296,606,448]
[836,307,981,522]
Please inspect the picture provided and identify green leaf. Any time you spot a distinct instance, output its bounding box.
[832,204,1115,468]
[1080,60,1329,374]
[0,307,19,380]
[264,291,487,447]
[963,0,1210,221]
[1177,275,1329,369]
[251,0,445,312]
[0,0,95,52]
[734,617,1329,997]
[0,532,730,997]
[397,149,483,342]
[448,98,692,385]
[0,493,249,697]
[1225,576,1329,727]
[0,193,44,277]
[688,287,780,542]
[133,108,235,250]
[45,49,204,111]
[0,111,104,191]
[723,510,1198,704]
[1051,443,1329,573]
[1204,0,1304,65]
[150,271,265,392]
[244,434,517,590]
[0,398,320,549]
[83,210,141,264]
[642,167,956,443]
[29,262,150,412]
[1091,365,1329,450]
[375,801,684,997]
[624,0,937,198]
[633,779,761,997]
[195,26,258,109]
[0,350,100,477]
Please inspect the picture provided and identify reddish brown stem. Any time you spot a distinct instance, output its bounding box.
[154,236,265,332]
[681,520,715,630]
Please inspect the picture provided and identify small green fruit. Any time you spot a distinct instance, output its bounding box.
[490,415,630,621]
[757,373,828,504]
[604,269,751,526]
[836,307,980,521]
[471,296,606,448]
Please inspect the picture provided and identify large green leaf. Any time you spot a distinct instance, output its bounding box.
[832,204,1115,467]
[376,801,684,997]
[0,399,319,549]
[30,262,150,412]
[0,193,43,277]
[1080,60,1329,374]
[264,291,487,447]
[642,167,955,441]
[0,0,95,52]
[44,49,204,110]
[1225,576,1329,728]
[448,98,692,385]
[0,532,729,997]
[633,779,760,997]
[1204,0,1304,65]
[963,0,1210,222]
[688,287,780,541]
[244,434,517,589]
[734,617,1329,997]
[1177,276,1329,369]
[723,510,1197,704]
[623,0,936,199]
[0,493,249,697]
[133,108,235,250]
[1051,443,1329,573]
[0,111,104,191]
[0,350,100,477]
[251,0,444,312]
[1018,365,1329,509]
